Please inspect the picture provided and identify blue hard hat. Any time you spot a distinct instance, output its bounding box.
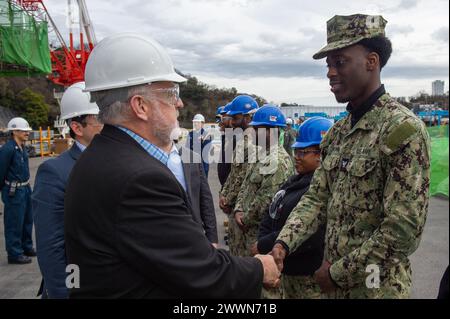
[249,104,286,127]
[216,106,225,116]
[292,116,333,149]
[221,102,232,115]
[227,95,259,116]
[216,106,224,122]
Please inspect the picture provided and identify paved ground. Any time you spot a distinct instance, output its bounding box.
[0,157,448,299]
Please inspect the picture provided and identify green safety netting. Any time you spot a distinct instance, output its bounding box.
[0,0,51,76]
[427,125,449,198]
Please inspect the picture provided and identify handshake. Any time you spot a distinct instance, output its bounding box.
[254,254,281,288]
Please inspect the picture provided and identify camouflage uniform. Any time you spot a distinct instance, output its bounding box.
[261,275,321,299]
[312,14,388,60]
[281,275,321,299]
[261,286,283,299]
[277,14,431,299]
[283,127,297,160]
[220,134,257,255]
[235,145,294,257]
[278,94,431,298]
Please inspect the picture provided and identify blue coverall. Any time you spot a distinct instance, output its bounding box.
[0,139,34,259]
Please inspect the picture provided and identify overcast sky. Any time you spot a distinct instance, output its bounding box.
[45,0,449,106]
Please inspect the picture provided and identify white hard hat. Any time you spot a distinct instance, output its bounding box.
[286,118,293,125]
[60,82,99,120]
[7,117,32,131]
[193,114,205,122]
[84,33,186,92]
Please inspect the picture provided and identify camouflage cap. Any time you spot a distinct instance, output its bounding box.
[313,14,387,60]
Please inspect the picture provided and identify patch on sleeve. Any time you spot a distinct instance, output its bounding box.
[385,122,418,151]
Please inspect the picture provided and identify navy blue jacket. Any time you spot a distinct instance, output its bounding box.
[0,139,30,190]
[32,144,82,298]
[258,173,325,276]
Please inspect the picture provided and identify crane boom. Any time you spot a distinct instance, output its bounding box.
[13,0,97,87]
[77,0,97,48]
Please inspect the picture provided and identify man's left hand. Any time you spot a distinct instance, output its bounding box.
[313,260,337,294]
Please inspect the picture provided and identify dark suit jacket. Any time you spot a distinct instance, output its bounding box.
[179,147,218,243]
[32,144,82,298]
[64,125,263,298]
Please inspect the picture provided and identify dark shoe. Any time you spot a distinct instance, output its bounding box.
[8,255,32,264]
[24,249,37,257]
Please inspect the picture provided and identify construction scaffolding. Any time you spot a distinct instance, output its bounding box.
[0,0,51,76]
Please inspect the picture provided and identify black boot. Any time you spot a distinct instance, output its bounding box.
[24,249,37,257]
[8,255,32,264]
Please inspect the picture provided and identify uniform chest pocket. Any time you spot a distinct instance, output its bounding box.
[322,154,340,171]
[14,151,25,164]
[321,154,340,190]
[347,156,380,210]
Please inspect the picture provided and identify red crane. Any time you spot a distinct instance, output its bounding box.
[13,0,97,87]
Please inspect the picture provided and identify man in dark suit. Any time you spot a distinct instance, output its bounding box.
[64,33,280,298]
[32,82,102,298]
[178,147,218,246]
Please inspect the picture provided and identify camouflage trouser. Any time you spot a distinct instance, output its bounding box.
[323,284,410,299]
[227,216,235,252]
[237,226,258,257]
[281,275,321,299]
[320,263,412,299]
[228,217,246,256]
[261,286,283,299]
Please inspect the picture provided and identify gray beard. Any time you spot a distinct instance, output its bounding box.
[152,121,179,145]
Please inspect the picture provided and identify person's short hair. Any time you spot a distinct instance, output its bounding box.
[68,115,88,139]
[357,36,392,69]
[90,84,150,125]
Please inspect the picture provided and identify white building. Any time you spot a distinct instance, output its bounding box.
[432,80,445,96]
[280,105,347,119]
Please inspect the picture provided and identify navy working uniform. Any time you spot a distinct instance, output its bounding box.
[0,139,34,260]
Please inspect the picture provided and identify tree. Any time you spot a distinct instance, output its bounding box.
[15,88,49,129]
[0,78,15,108]
[177,74,268,127]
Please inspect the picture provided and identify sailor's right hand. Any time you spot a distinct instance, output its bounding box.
[270,243,287,273]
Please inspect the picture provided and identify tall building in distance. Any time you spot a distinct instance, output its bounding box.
[432,80,445,96]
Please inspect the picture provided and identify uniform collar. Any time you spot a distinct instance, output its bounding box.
[10,138,23,151]
[339,92,391,136]
[347,84,385,128]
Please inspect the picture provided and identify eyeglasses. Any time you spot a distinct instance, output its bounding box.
[147,84,180,106]
[294,149,321,158]
[84,122,104,128]
[81,115,103,128]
